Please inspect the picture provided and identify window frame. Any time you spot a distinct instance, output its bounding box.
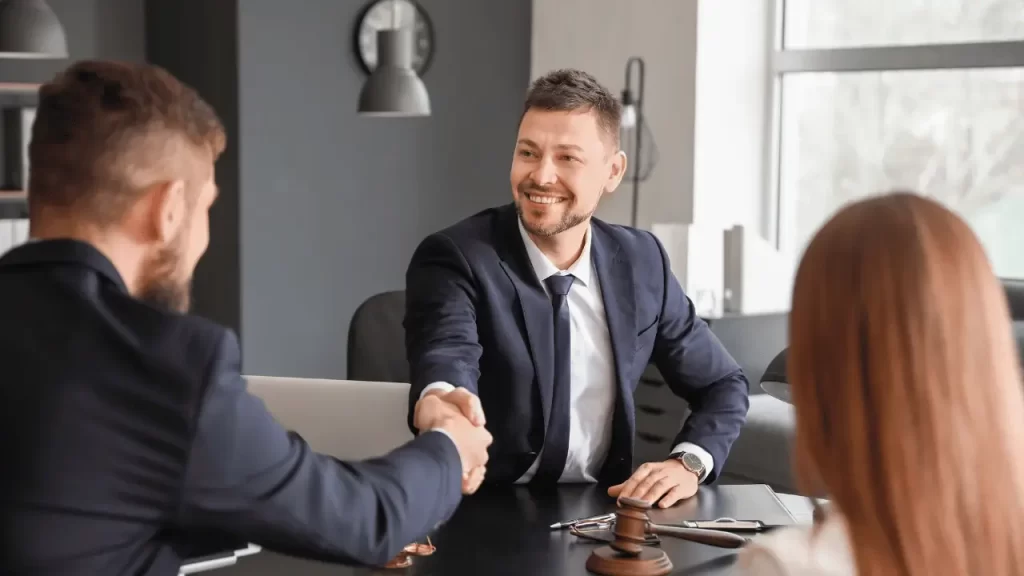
[766,0,1024,255]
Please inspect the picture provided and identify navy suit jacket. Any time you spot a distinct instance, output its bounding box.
[404,204,750,485]
[0,240,463,576]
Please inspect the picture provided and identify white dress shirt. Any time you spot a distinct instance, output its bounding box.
[422,221,713,483]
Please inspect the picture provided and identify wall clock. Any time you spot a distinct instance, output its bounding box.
[354,0,435,75]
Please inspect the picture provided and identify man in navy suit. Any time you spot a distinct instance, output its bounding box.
[406,69,749,508]
[0,60,492,576]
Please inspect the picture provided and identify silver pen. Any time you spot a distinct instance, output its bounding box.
[549,513,615,530]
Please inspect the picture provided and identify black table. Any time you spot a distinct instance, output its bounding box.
[359,483,799,576]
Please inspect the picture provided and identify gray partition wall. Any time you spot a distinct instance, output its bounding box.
[146,0,531,378]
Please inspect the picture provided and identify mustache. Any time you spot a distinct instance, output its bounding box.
[518,180,569,196]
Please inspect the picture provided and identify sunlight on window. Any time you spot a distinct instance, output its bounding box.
[785,0,1024,49]
[775,0,1024,278]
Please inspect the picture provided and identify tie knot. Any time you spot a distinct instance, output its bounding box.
[545,274,575,297]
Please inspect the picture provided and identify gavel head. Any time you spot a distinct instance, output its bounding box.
[610,496,653,556]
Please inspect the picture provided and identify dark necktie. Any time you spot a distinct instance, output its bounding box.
[533,273,575,483]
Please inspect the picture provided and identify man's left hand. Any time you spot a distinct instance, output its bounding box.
[607,459,699,508]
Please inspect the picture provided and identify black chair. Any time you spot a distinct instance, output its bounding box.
[346,290,409,383]
[1005,278,1024,319]
[758,348,789,403]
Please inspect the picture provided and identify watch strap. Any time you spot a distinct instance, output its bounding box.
[672,450,706,477]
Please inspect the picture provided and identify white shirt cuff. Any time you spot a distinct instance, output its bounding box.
[671,442,714,484]
[420,381,456,399]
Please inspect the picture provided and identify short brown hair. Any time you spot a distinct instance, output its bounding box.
[28,60,226,224]
[523,69,621,146]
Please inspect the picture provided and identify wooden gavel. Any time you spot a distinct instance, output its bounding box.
[612,497,749,552]
[585,497,749,576]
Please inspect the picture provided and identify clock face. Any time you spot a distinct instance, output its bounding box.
[355,0,434,75]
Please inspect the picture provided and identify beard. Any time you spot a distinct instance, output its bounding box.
[137,235,192,313]
[515,180,596,237]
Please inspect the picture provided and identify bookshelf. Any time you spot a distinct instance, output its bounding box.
[0,190,26,201]
[0,82,40,94]
[0,82,36,224]
[0,81,37,209]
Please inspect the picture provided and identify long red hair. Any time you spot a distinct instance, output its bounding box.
[789,192,1024,575]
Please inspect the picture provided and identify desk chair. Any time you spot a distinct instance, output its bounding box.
[718,349,795,493]
[346,291,409,383]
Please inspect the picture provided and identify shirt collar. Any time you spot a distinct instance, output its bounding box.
[516,217,593,287]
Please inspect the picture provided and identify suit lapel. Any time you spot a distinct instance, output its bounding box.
[593,224,638,481]
[495,206,554,432]
[592,224,637,397]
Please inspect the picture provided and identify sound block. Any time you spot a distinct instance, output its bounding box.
[586,545,673,576]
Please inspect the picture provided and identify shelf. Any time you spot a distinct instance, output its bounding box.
[0,191,27,201]
[0,82,41,94]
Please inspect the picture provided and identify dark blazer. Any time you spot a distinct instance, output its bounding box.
[0,239,463,576]
[404,204,750,485]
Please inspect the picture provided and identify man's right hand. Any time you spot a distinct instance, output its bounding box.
[415,387,490,494]
[414,387,486,430]
[433,411,492,493]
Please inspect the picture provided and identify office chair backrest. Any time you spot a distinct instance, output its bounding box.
[709,312,789,391]
[346,290,409,383]
[1005,279,1024,367]
[762,279,1024,393]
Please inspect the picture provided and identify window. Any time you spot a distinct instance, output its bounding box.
[772,0,1024,279]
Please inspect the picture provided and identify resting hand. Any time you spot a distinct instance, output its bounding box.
[606,459,699,508]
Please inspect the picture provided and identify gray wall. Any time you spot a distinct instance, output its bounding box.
[237,0,531,378]
[2,0,531,380]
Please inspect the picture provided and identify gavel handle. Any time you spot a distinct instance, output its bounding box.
[648,524,749,549]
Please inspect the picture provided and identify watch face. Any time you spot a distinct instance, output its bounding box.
[681,452,704,472]
[355,0,435,74]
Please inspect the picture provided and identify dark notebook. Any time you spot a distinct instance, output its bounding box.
[646,483,801,530]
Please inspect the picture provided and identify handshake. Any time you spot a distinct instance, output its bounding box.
[413,388,492,494]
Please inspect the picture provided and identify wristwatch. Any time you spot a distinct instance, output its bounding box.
[672,451,705,480]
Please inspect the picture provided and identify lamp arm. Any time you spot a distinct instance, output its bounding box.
[625,56,645,228]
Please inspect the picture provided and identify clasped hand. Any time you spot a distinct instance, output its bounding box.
[413,388,490,494]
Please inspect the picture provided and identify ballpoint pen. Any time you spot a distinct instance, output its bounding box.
[549,513,616,530]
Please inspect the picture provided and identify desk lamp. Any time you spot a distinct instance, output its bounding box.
[620,56,658,229]
[0,0,67,58]
[760,347,790,403]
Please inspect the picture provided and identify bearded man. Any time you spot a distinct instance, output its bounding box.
[405,69,749,506]
[0,60,491,576]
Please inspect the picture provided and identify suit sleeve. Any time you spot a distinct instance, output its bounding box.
[404,232,482,432]
[175,331,464,567]
[647,233,750,483]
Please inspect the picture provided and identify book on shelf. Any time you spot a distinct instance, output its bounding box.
[3,106,35,191]
[0,218,28,257]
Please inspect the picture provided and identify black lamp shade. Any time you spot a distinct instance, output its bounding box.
[0,0,67,59]
[759,348,791,403]
[358,28,430,117]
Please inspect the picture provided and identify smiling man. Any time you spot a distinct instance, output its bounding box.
[404,69,749,507]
